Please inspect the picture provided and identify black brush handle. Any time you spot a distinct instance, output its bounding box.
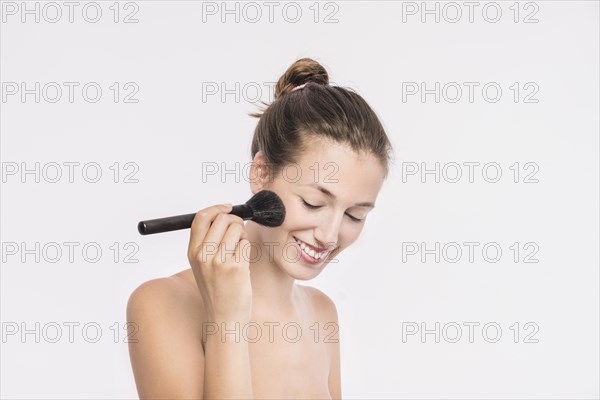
[138,204,252,235]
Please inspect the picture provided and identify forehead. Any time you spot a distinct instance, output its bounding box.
[287,138,385,199]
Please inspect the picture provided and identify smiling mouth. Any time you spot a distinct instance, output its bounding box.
[293,237,331,262]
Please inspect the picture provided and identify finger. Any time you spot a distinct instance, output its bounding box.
[202,213,245,254]
[233,238,250,267]
[216,222,245,265]
[240,221,249,241]
[188,204,232,257]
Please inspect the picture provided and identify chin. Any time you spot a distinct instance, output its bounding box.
[296,264,326,279]
[277,247,331,281]
[282,264,325,281]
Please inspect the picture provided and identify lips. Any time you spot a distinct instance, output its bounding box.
[293,236,327,253]
[293,236,332,263]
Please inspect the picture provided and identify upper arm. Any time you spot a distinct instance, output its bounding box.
[306,287,342,400]
[329,339,341,400]
[324,296,342,400]
[126,278,205,399]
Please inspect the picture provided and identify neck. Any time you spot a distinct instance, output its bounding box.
[245,221,299,314]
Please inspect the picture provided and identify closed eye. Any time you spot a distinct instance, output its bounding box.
[301,199,364,223]
[301,199,321,210]
[346,214,364,223]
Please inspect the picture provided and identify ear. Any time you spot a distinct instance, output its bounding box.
[249,151,273,194]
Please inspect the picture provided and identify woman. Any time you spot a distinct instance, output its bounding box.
[127,57,394,399]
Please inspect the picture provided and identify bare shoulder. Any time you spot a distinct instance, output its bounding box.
[126,269,205,338]
[126,269,206,398]
[128,275,178,301]
[127,277,176,317]
[297,284,339,323]
[297,284,341,399]
[128,269,193,306]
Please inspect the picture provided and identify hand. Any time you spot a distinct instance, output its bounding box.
[187,204,252,324]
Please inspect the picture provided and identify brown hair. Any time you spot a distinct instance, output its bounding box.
[249,57,394,180]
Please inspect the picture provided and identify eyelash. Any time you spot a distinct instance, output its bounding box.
[301,199,363,223]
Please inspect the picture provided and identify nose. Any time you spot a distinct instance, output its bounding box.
[314,210,343,251]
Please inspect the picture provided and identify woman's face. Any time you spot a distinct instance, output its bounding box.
[250,139,386,280]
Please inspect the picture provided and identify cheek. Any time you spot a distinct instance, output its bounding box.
[280,201,315,229]
[265,201,307,240]
[338,224,363,248]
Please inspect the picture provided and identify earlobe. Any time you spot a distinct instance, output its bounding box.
[249,165,261,194]
[249,153,270,194]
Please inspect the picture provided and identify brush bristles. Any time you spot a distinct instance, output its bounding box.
[246,190,286,227]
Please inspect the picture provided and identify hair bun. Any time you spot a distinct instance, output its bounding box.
[274,57,329,99]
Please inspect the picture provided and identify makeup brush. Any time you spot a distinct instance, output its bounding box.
[137,190,286,235]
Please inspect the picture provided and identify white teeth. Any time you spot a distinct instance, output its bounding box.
[295,238,326,260]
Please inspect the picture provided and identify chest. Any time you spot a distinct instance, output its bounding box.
[247,318,332,399]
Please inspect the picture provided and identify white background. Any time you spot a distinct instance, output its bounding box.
[1,1,598,398]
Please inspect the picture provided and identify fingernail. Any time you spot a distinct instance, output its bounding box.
[224,203,233,209]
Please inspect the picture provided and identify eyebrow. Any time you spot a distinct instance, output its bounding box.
[303,183,375,208]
